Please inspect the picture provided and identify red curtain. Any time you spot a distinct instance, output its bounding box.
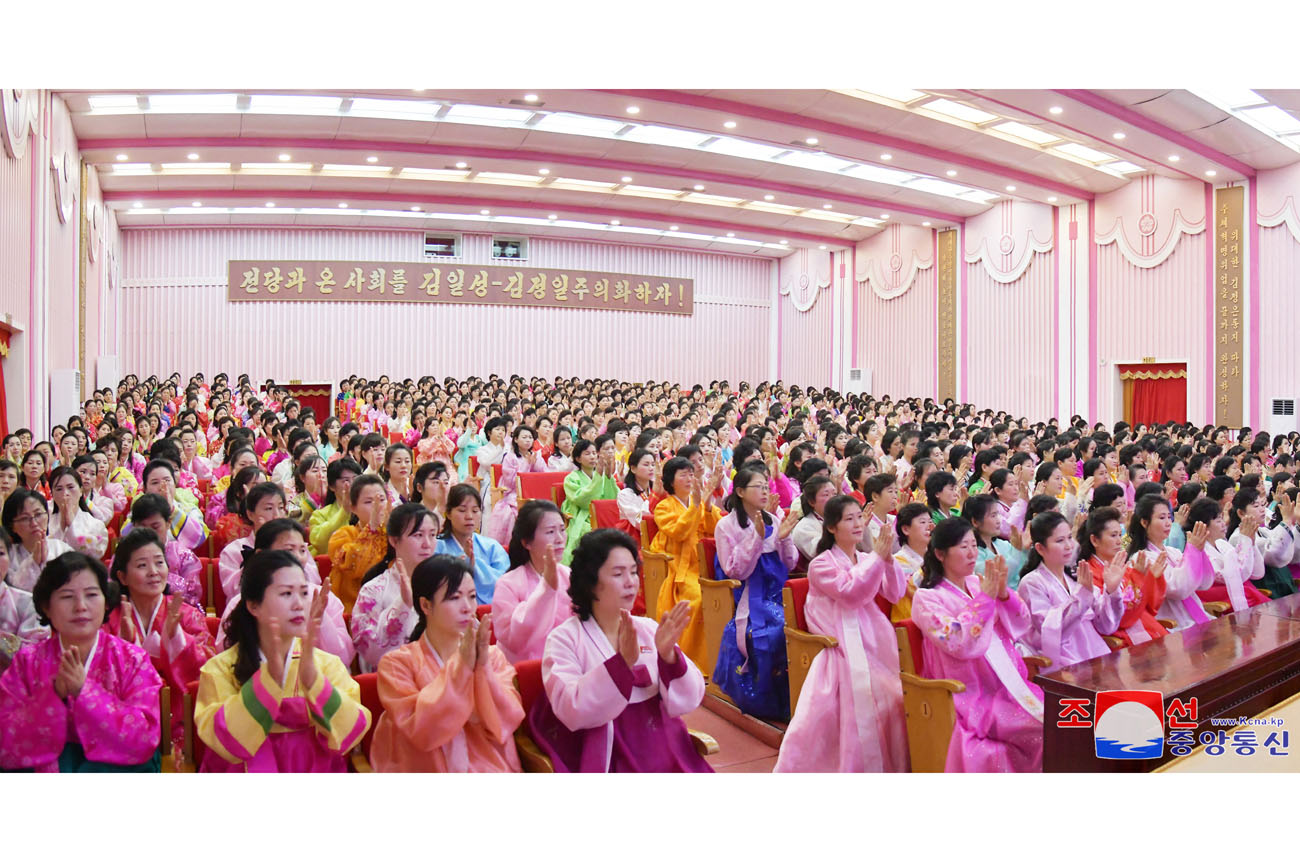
[1119,363,1186,426]
[282,383,332,422]
[0,329,10,439]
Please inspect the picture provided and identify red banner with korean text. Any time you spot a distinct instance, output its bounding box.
[227,261,693,316]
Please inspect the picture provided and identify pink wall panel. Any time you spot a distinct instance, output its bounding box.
[120,228,771,386]
[45,96,80,375]
[0,115,34,327]
[964,252,1055,420]
[855,264,935,400]
[1258,225,1300,413]
[1095,234,1208,424]
[776,277,833,390]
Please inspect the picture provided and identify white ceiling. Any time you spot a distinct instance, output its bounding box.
[62,88,1300,258]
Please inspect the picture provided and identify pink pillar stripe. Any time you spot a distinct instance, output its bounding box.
[1205,183,1215,423]
[959,221,969,403]
[1053,90,1256,179]
[1087,202,1098,422]
[851,245,858,367]
[1249,180,1261,427]
[596,89,1095,201]
[82,136,968,224]
[1052,206,1059,418]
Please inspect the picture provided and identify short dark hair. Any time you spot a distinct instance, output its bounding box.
[567,528,641,621]
[33,551,117,627]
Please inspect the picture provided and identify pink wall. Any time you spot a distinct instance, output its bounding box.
[853,225,935,399]
[1093,176,1208,425]
[1257,225,1300,413]
[45,95,80,375]
[964,252,1055,419]
[776,249,833,388]
[120,228,772,385]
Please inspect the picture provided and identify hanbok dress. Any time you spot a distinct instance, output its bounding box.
[1016,565,1125,673]
[491,562,574,665]
[648,494,721,670]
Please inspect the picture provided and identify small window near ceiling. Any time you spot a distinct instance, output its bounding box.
[424,233,460,258]
[491,236,527,260]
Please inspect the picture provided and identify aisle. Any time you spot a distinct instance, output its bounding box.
[684,705,780,773]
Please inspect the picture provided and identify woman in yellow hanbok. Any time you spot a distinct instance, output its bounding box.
[649,456,723,670]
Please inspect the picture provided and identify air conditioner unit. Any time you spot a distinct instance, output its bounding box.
[424,232,460,258]
[1268,398,1297,435]
[843,366,872,396]
[50,369,82,428]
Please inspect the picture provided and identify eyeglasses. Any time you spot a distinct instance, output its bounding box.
[15,511,49,526]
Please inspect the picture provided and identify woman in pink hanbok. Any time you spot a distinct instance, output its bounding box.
[491,500,573,665]
[370,554,523,772]
[0,552,163,772]
[416,416,460,483]
[0,530,46,672]
[485,425,548,547]
[1125,494,1213,630]
[1015,511,1126,673]
[911,517,1044,772]
[528,529,712,773]
[350,504,439,671]
[775,495,908,772]
[130,495,205,608]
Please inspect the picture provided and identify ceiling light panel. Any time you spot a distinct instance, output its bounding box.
[1051,142,1118,163]
[921,98,998,124]
[619,125,711,148]
[991,121,1060,144]
[247,94,343,114]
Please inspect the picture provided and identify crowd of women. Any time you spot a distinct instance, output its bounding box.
[0,369,1294,773]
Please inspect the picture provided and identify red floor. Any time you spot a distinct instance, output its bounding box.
[684,706,780,773]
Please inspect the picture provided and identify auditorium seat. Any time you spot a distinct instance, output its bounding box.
[185,679,205,770]
[589,498,620,530]
[476,603,495,644]
[314,554,332,580]
[205,614,219,641]
[696,537,739,688]
[781,577,837,714]
[350,672,383,772]
[518,471,567,503]
[639,516,673,620]
[894,619,964,773]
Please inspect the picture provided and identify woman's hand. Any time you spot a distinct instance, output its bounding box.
[777,508,801,540]
[457,617,478,669]
[616,608,640,669]
[53,645,87,700]
[163,594,184,642]
[654,601,691,664]
[1188,520,1209,550]
[1240,513,1260,540]
[119,600,137,644]
[1102,550,1127,594]
[1280,492,1297,527]
[264,617,287,685]
[980,556,1008,600]
[395,558,413,607]
[539,543,559,591]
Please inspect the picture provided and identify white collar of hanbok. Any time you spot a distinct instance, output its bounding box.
[259,636,299,689]
[59,630,100,673]
[420,634,471,771]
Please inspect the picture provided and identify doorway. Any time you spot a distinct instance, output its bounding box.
[1117,362,1187,426]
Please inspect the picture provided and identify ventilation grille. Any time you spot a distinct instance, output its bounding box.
[848,368,862,382]
[1272,398,1295,416]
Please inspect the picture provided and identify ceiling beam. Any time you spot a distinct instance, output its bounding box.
[79,135,970,223]
[101,188,857,248]
[594,89,1096,200]
[1052,90,1256,178]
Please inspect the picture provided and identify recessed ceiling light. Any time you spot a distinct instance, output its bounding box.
[115,153,128,161]
[366,155,379,163]
[922,221,931,227]
[805,137,819,145]
[779,239,789,244]
[538,168,550,175]
[946,169,957,177]
[338,202,347,208]
[278,153,291,161]
[727,232,735,237]
[410,205,421,211]
[480,209,490,215]
[547,213,557,220]
[693,184,705,191]
[1005,185,1017,192]
[626,106,640,115]
[880,213,889,219]
[524,94,539,102]
[610,219,621,225]
[1048,196,1058,202]
[132,201,142,208]
[1168,155,1181,162]
[723,120,737,129]
[764,194,775,201]
[823,203,833,209]
[191,201,202,207]
[880,153,892,161]
[455,161,468,169]
[1113,132,1126,140]
[265,202,275,207]
[1206,169,1218,177]
[818,244,828,250]
[670,225,679,230]
[620,176,632,183]
[1049,106,1064,115]
[187,153,199,160]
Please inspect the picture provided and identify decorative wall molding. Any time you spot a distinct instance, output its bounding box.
[963,200,1054,284]
[1257,163,1300,246]
[0,89,39,160]
[854,224,934,299]
[778,248,832,312]
[48,98,77,225]
[1095,174,1205,269]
